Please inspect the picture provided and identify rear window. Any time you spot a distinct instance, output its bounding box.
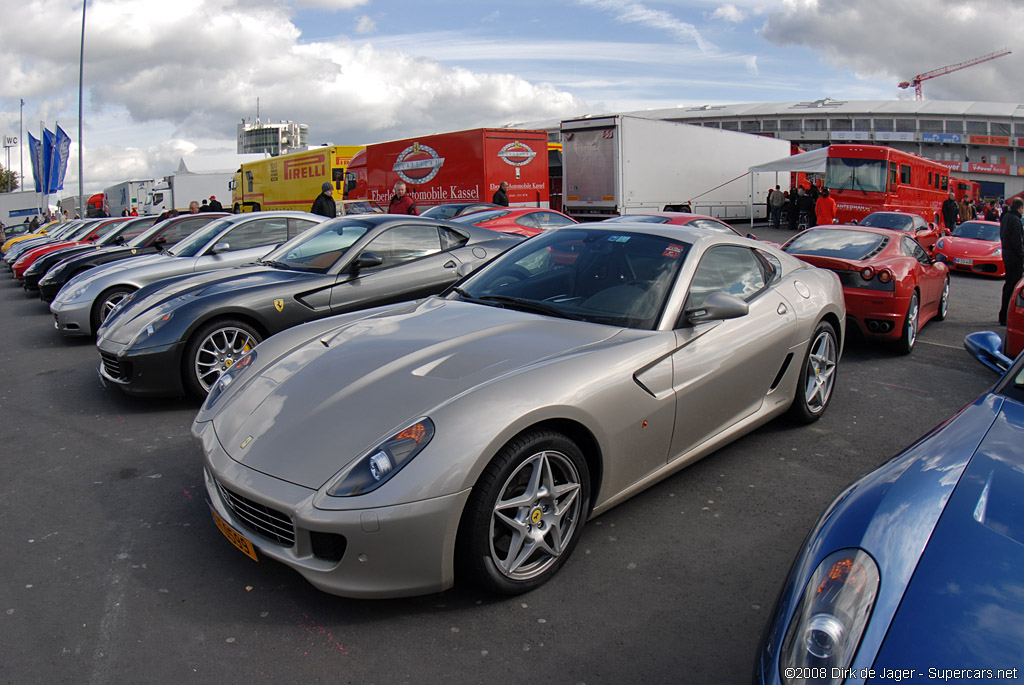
[784,229,888,261]
[860,213,913,231]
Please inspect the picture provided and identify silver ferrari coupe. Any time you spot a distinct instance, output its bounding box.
[194,222,845,598]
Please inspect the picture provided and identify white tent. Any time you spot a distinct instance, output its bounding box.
[748,147,830,227]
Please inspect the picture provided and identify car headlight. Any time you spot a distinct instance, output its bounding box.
[126,311,172,347]
[202,349,257,411]
[993,248,1002,256]
[326,419,435,497]
[62,284,91,303]
[780,549,880,684]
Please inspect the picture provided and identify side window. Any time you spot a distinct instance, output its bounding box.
[162,218,209,245]
[909,239,930,265]
[219,218,289,252]
[118,219,156,242]
[941,175,948,191]
[440,226,469,250]
[515,213,540,229]
[889,162,898,186]
[361,224,443,270]
[289,218,319,239]
[686,246,768,310]
[900,165,911,184]
[686,218,736,235]
[534,212,575,229]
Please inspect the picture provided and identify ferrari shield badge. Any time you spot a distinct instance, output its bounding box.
[273,299,284,312]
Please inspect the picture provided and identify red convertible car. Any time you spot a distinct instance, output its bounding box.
[784,226,949,353]
[451,207,576,238]
[933,220,1004,277]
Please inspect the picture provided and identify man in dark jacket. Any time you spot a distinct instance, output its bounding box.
[310,182,336,218]
[941,192,959,231]
[999,198,1024,325]
[208,195,224,212]
[388,182,417,215]
[492,181,510,207]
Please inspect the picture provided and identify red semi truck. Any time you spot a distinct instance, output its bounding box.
[344,128,550,210]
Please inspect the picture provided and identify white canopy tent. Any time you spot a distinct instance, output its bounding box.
[748,147,830,228]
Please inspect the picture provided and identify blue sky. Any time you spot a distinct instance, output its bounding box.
[1,0,1021,195]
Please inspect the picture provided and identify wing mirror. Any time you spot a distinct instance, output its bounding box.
[211,242,230,254]
[964,331,1011,374]
[684,291,749,325]
[351,250,383,273]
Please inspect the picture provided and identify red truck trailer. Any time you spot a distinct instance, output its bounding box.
[344,128,550,210]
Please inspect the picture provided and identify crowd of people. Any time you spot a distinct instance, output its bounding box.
[768,182,835,231]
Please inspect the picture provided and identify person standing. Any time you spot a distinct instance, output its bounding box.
[985,200,999,221]
[208,195,223,212]
[188,201,201,214]
[941,192,959,231]
[769,185,784,228]
[310,182,336,218]
[815,188,837,226]
[999,198,1024,325]
[199,199,210,212]
[388,182,418,215]
[787,186,799,230]
[493,181,510,207]
[959,196,973,225]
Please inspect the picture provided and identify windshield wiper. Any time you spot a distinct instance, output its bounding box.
[259,259,291,269]
[476,295,584,321]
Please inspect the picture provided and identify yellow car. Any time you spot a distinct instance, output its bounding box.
[2,221,60,253]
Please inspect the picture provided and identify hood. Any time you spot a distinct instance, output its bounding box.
[871,396,1024,669]
[213,298,621,489]
[940,236,1000,256]
[102,265,295,344]
[63,252,171,293]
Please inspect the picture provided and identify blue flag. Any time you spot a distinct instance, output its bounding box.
[49,125,71,193]
[42,128,55,195]
[28,132,42,193]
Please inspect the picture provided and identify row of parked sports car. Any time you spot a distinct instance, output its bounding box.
[4,206,1022,681]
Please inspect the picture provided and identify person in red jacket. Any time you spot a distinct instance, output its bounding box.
[388,182,418,215]
[815,188,837,226]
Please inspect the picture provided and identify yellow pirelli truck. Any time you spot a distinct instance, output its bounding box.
[230,145,364,213]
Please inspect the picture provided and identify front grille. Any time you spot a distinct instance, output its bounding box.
[216,480,295,546]
[99,351,131,382]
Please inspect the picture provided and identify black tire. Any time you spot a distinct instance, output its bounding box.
[897,291,920,355]
[934,278,949,322]
[456,430,590,595]
[788,320,838,424]
[90,286,135,334]
[182,318,262,398]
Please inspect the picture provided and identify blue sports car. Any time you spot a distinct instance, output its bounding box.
[755,333,1024,683]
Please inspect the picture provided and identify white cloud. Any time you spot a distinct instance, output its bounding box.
[293,0,368,9]
[762,0,1023,101]
[577,0,713,52]
[712,4,746,22]
[355,15,376,33]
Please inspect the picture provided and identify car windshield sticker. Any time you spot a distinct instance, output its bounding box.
[662,244,684,259]
[607,235,630,243]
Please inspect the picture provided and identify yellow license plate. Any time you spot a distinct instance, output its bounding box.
[209,503,258,562]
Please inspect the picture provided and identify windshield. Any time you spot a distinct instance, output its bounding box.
[167,219,232,257]
[602,215,670,224]
[261,218,372,272]
[127,221,167,248]
[859,212,913,231]
[952,221,1000,242]
[337,200,383,216]
[91,220,126,240]
[452,209,510,224]
[784,229,888,260]
[457,227,690,329]
[826,158,887,193]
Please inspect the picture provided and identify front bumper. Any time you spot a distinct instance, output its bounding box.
[844,288,909,341]
[195,419,471,599]
[50,297,94,336]
[96,335,187,397]
[941,254,1004,278]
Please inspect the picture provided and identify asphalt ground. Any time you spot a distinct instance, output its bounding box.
[0,224,1003,684]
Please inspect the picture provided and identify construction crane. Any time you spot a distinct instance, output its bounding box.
[898,48,1011,100]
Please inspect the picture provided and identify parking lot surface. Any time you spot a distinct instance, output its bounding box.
[0,223,1000,683]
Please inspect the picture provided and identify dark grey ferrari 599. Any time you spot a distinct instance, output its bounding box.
[193,222,846,599]
[96,215,522,397]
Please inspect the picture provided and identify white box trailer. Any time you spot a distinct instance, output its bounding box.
[143,171,233,215]
[0,190,44,225]
[104,180,154,217]
[561,115,790,221]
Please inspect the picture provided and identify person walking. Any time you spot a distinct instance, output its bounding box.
[310,182,336,218]
[941,192,959,231]
[388,182,418,215]
[815,188,837,226]
[999,198,1024,325]
[492,181,510,207]
[769,185,784,228]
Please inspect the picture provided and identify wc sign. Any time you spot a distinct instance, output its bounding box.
[3,135,17,148]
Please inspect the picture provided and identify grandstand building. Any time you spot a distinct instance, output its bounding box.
[236,118,308,157]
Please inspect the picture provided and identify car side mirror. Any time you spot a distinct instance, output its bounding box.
[351,250,383,273]
[684,291,749,325]
[965,331,1011,374]
[934,253,948,264]
[455,262,476,278]
[211,242,230,254]
[746,233,757,240]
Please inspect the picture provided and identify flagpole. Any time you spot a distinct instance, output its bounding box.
[40,121,46,220]
[78,0,87,218]
[19,99,24,193]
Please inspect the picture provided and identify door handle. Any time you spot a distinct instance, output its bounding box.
[443,260,457,269]
[777,303,788,315]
